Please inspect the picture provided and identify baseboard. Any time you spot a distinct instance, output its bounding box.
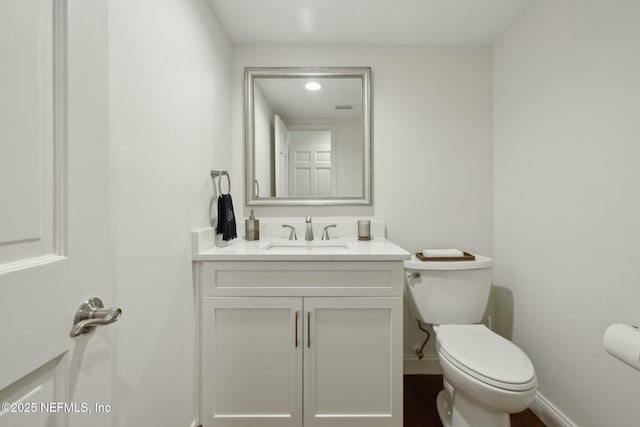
[403,353,441,375]
[529,391,577,427]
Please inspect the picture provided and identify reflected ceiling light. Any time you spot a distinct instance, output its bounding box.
[305,81,322,91]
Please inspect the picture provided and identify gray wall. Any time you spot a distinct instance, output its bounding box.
[494,1,640,425]
[109,0,232,425]
[233,45,494,363]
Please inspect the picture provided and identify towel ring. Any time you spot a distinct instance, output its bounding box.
[211,170,231,195]
[218,171,230,195]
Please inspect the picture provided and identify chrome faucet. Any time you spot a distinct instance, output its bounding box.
[305,216,314,241]
[282,224,297,240]
[322,225,337,240]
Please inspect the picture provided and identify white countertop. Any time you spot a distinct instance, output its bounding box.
[193,237,411,262]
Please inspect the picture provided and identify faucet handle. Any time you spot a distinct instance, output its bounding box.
[305,216,312,223]
[282,224,297,240]
[321,225,337,241]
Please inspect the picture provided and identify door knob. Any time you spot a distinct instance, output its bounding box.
[70,297,122,337]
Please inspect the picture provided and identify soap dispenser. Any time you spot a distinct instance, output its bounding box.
[245,210,260,241]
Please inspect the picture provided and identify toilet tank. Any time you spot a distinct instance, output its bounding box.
[404,255,493,325]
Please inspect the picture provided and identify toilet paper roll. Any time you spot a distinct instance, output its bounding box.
[603,323,640,370]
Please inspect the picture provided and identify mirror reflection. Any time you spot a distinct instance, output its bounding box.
[245,68,371,205]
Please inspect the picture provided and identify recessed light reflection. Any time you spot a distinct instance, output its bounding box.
[305,81,322,91]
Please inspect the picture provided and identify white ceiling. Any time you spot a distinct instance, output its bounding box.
[256,77,362,122]
[209,0,536,45]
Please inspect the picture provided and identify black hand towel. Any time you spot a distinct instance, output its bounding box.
[216,194,237,241]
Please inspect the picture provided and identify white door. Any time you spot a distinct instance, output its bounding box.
[201,297,303,427]
[287,128,336,198]
[0,1,114,426]
[288,137,335,197]
[274,115,289,197]
[303,297,403,427]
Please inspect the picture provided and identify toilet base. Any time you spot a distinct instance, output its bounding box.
[436,390,453,427]
[436,389,511,427]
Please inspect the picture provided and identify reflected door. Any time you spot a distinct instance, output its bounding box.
[287,130,335,197]
[274,115,289,197]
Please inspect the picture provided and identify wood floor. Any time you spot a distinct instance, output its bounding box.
[404,375,545,427]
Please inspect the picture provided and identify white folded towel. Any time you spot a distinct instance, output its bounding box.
[422,249,464,258]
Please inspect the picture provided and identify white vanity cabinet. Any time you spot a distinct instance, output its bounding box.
[201,297,303,427]
[303,297,402,427]
[195,260,406,427]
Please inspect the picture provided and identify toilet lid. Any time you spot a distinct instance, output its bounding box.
[436,324,536,391]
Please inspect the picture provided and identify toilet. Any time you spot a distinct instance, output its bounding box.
[404,255,537,427]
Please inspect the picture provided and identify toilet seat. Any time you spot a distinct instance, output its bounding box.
[436,324,536,392]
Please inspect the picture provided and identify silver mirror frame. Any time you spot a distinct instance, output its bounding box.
[244,67,372,206]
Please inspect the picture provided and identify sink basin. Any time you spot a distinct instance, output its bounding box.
[261,241,349,251]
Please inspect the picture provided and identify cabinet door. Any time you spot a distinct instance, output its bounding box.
[303,297,403,427]
[201,297,303,427]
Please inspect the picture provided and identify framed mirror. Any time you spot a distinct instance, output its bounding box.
[244,67,371,206]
